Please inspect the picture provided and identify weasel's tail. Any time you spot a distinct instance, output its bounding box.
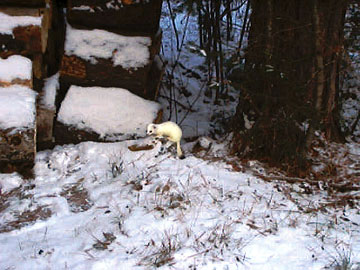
[177,141,185,159]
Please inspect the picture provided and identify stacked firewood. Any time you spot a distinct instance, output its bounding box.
[0,0,65,151]
[0,56,36,178]
[55,0,164,144]
[0,0,164,176]
[0,0,63,176]
[0,0,64,80]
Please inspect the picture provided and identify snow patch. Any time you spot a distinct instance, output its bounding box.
[0,55,32,82]
[0,12,42,36]
[71,5,95,12]
[0,86,37,129]
[0,173,23,194]
[57,85,161,137]
[0,141,359,269]
[41,73,59,110]
[65,24,151,69]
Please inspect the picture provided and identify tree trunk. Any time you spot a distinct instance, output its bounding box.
[231,0,349,172]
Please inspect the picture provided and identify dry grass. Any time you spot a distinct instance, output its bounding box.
[92,232,117,250]
[0,183,52,233]
[138,231,180,268]
[0,177,94,233]
[60,178,93,213]
[0,206,52,233]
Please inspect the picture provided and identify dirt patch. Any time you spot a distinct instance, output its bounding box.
[0,206,52,233]
[0,184,53,233]
[60,178,93,213]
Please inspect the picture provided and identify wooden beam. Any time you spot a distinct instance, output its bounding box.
[0,0,47,8]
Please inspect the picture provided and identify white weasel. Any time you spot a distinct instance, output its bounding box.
[147,121,184,158]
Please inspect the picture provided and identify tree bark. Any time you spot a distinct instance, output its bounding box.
[231,0,349,172]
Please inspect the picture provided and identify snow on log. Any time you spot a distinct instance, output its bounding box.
[0,55,33,88]
[67,0,163,36]
[58,25,162,107]
[55,85,162,144]
[36,73,58,146]
[0,85,37,178]
[0,5,52,79]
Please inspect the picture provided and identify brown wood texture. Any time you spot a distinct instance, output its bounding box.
[0,127,36,178]
[54,121,106,145]
[145,55,165,100]
[36,105,55,143]
[67,0,163,35]
[57,30,162,109]
[0,78,32,88]
[0,6,53,79]
[0,0,47,8]
[0,25,42,55]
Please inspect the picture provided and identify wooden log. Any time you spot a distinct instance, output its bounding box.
[67,0,163,36]
[0,55,33,88]
[0,86,37,178]
[0,5,53,79]
[57,28,162,108]
[0,7,51,54]
[54,85,162,145]
[0,25,42,55]
[54,109,163,145]
[44,1,66,76]
[58,56,150,106]
[0,0,47,8]
[54,121,104,145]
[36,105,55,144]
[145,55,165,100]
[0,128,36,178]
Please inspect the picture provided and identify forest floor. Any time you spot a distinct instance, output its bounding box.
[0,138,359,270]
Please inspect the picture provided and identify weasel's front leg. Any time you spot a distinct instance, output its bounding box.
[151,136,162,144]
[151,136,167,157]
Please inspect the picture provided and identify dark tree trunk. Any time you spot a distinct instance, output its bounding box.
[231,0,349,172]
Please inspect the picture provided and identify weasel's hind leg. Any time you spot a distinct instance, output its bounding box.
[162,141,176,155]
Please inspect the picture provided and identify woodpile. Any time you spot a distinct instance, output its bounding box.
[67,0,163,36]
[58,27,163,108]
[0,0,47,7]
[56,0,164,143]
[0,56,37,178]
[0,0,164,176]
[54,85,163,145]
[0,0,66,150]
[0,0,53,80]
[0,55,33,88]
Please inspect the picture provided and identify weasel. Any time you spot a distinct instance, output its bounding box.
[147,121,184,159]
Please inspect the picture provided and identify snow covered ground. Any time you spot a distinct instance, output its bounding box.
[0,140,360,270]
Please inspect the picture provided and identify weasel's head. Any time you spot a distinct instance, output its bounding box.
[146,123,157,135]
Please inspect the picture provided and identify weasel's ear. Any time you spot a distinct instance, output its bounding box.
[153,125,157,130]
